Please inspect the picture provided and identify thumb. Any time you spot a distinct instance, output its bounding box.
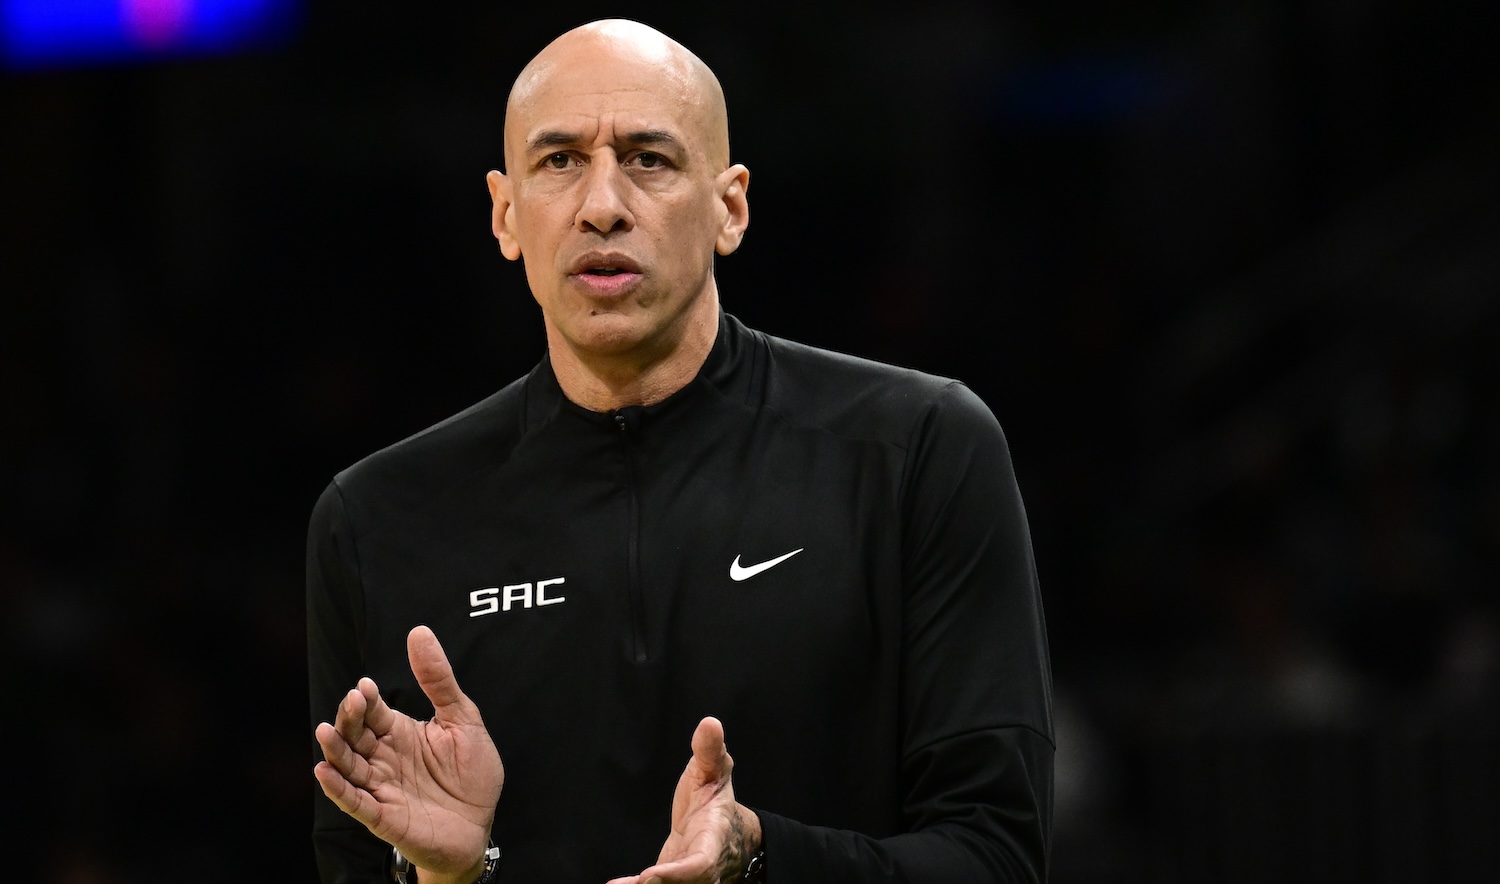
[691,716,732,781]
[408,625,482,724]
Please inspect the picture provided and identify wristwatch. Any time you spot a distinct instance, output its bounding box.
[741,849,766,884]
[391,841,502,884]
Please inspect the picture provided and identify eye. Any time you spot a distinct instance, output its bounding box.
[629,151,669,170]
[543,152,576,170]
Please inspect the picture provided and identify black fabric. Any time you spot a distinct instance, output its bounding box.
[307,312,1054,883]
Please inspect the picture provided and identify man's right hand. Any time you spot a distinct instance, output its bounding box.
[314,625,504,883]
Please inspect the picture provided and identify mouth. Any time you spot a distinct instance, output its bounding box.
[568,254,644,296]
[569,253,644,276]
[567,250,639,274]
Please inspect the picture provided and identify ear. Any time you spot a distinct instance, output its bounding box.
[486,170,522,261]
[714,164,751,256]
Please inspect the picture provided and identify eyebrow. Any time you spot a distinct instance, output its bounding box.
[526,129,683,153]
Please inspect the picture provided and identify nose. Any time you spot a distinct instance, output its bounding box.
[575,158,634,235]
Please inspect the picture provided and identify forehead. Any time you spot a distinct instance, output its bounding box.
[507,49,704,149]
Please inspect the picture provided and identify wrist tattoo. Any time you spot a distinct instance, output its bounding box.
[718,806,749,879]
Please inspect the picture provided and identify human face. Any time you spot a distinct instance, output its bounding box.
[487,37,749,367]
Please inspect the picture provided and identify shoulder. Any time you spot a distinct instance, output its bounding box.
[750,327,998,448]
[327,370,534,523]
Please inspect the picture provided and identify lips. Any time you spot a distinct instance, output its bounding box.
[567,252,644,297]
[568,252,643,276]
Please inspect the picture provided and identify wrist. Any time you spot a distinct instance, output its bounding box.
[414,860,483,884]
[738,805,762,857]
[727,805,763,883]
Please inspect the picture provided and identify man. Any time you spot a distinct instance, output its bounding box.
[308,18,1053,884]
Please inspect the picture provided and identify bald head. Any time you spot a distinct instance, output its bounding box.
[483,18,752,410]
[504,19,731,171]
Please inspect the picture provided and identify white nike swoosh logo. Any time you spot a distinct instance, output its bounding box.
[729,548,804,582]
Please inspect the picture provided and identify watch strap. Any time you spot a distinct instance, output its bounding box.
[390,841,501,884]
[741,848,766,884]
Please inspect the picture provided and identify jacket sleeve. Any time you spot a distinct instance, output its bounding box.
[759,381,1055,882]
[306,479,389,883]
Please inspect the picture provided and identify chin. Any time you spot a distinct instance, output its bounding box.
[567,311,659,355]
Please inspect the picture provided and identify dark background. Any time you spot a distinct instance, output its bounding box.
[4,2,1498,881]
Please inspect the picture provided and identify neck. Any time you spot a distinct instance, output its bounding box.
[547,297,720,412]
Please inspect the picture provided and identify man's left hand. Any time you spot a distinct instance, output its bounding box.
[607,716,761,884]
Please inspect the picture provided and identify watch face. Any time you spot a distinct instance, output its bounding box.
[743,851,766,884]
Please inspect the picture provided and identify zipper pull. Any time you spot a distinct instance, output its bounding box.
[615,408,642,435]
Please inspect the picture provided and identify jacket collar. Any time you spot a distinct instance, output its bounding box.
[521,310,760,429]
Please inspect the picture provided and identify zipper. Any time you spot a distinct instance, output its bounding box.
[616,411,648,663]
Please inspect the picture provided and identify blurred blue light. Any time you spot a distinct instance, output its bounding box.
[1,0,299,70]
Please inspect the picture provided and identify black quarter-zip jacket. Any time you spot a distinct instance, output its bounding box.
[307,312,1054,882]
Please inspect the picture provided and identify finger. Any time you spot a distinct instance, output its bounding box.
[356,676,401,749]
[332,685,370,748]
[332,681,386,759]
[629,853,715,884]
[408,625,483,724]
[603,874,666,884]
[315,721,375,787]
[313,759,380,828]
